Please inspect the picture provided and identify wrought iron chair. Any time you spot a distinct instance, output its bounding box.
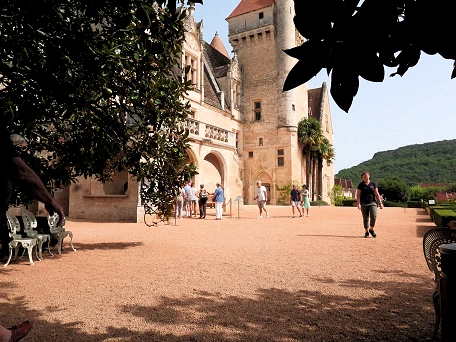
[21,209,52,260]
[3,212,37,268]
[47,212,76,254]
[422,227,456,340]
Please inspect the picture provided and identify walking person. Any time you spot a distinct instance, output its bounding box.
[198,184,208,219]
[213,182,224,220]
[1,126,65,341]
[301,184,311,217]
[290,184,303,218]
[253,180,269,219]
[356,171,383,238]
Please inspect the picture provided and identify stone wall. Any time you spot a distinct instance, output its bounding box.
[69,176,139,222]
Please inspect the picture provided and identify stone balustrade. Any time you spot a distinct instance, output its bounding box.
[184,118,234,147]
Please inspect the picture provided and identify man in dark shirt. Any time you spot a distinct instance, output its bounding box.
[356,171,383,238]
[1,126,65,341]
[290,184,303,218]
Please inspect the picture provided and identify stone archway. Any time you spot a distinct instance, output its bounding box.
[185,148,199,183]
[252,170,273,205]
[200,151,226,192]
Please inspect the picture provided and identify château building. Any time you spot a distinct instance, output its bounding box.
[49,0,335,221]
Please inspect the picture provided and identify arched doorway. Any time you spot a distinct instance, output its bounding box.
[184,149,199,184]
[200,152,225,192]
[252,171,273,205]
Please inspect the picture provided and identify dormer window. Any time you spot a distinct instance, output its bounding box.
[184,53,198,86]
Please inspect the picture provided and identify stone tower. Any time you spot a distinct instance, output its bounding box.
[227,0,308,204]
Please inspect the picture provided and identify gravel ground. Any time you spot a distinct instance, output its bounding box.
[0,205,437,342]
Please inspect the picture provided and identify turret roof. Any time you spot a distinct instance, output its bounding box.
[210,32,230,59]
[226,0,274,20]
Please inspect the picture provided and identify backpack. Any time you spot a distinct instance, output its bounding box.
[200,190,208,202]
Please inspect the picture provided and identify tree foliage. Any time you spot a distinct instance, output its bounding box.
[336,139,456,186]
[1,0,201,216]
[297,117,335,200]
[284,0,456,112]
[377,176,410,202]
[331,184,345,206]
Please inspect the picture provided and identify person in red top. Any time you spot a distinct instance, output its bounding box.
[1,126,65,341]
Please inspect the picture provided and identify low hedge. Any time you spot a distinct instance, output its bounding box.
[433,209,456,227]
[310,200,329,206]
[407,201,424,208]
[429,205,456,220]
[383,201,405,207]
[342,199,357,206]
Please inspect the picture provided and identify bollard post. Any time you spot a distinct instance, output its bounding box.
[439,243,456,342]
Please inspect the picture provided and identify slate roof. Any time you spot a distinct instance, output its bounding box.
[335,178,354,189]
[203,41,230,73]
[202,41,231,111]
[226,0,274,19]
[307,85,324,121]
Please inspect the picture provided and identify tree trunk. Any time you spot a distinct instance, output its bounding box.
[318,157,323,202]
[306,153,311,191]
[311,156,316,201]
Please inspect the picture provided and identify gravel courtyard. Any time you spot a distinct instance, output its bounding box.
[0,205,437,341]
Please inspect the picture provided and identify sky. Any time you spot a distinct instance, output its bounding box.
[193,1,456,174]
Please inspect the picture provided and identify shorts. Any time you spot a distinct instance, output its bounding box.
[291,201,300,207]
[257,200,266,209]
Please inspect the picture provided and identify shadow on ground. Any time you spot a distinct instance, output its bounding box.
[70,242,144,251]
[0,269,436,342]
[416,225,437,238]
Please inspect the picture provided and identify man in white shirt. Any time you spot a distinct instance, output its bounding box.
[253,180,269,219]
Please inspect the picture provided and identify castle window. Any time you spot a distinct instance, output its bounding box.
[265,31,271,41]
[184,53,198,86]
[253,101,261,121]
[248,151,253,158]
[278,149,284,167]
[235,131,239,153]
[259,12,264,20]
[259,138,263,146]
[292,104,295,111]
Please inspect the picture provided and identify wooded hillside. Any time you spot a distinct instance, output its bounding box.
[336,140,456,186]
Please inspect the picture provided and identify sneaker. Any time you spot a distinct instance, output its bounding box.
[364,232,369,238]
[266,213,269,218]
[292,216,295,219]
[369,229,377,238]
[257,216,263,219]
[299,215,303,218]
[8,321,33,342]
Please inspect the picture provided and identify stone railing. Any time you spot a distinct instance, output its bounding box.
[184,118,234,147]
[185,118,199,135]
[205,124,228,143]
